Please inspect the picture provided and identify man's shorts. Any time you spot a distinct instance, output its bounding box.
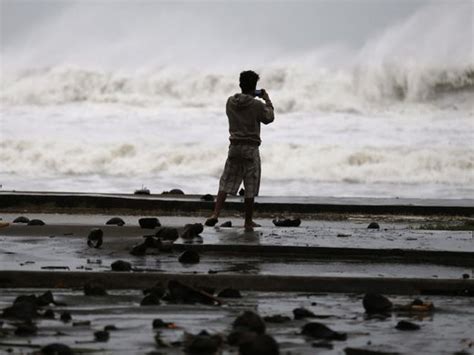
[219,145,261,198]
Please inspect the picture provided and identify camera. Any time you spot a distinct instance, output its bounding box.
[254,89,262,97]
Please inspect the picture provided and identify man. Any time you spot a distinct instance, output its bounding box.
[205,70,275,231]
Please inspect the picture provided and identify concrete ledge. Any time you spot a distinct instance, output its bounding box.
[1,192,473,216]
[0,271,472,295]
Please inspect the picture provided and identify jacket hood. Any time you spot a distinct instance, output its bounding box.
[228,93,255,110]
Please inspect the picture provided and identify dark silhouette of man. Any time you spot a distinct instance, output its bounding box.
[205,70,275,231]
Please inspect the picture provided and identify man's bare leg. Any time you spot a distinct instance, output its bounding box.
[205,190,227,226]
[244,197,260,231]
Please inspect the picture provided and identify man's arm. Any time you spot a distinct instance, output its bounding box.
[259,89,274,125]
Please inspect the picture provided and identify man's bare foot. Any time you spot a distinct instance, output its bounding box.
[244,221,260,231]
[205,215,218,227]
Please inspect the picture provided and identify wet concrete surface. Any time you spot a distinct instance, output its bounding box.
[0,289,473,354]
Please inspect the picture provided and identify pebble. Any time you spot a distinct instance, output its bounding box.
[200,194,214,201]
[13,216,30,223]
[301,322,347,341]
[178,250,200,264]
[106,217,125,226]
[395,320,420,331]
[272,217,301,227]
[94,330,110,342]
[367,222,380,229]
[362,293,393,314]
[217,288,242,298]
[293,307,316,320]
[41,343,73,355]
[155,227,179,241]
[111,260,132,272]
[233,311,266,334]
[239,334,279,355]
[220,221,232,227]
[27,219,45,226]
[87,228,103,248]
[84,282,108,296]
[139,217,161,229]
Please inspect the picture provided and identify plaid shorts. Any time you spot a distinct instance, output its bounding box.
[219,145,261,198]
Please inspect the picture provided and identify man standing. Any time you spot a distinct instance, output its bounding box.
[205,70,275,231]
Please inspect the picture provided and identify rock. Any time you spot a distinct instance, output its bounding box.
[233,311,266,334]
[36,291,55,306]
[227,329,257,346]
[140,293,161,306]
[106,217,125,226]
[395,320,420,331]
[217,288,242,298]
[367,222,380,229]
[220,221,232,227]
[60,311,72,323]
[87,228,103,248]
[272,217,301,227]
[301,322,347,341]
[263,315,291,323]
[200,194,214,201]
[130,242,148,256]
[43,309,55,319]
[166,280,217,305]
[41,343,73,355]
[184,330,223,354]
[462,273,470,279]
[84,282,107,296]
[239,188,245,196]
[155,227,179,241]
[312,341,334,349]
[168,189,185,195]
[139,217,161,229]
[344,348,400,355]
[2,301,38,319]
[111,260,132,272]
[152,318,173,329]
[158,240,174,252]
[27,219,45,226]
[15,322,38,336]
[293,307,316,320]
[94,330,110,342]
[134,188,150,195]
[13,216,30,223]
[363,294,393,314]
[104,324,118,331]
[178,250,200,264]
[181,223,204,240]
[239,334,279,355]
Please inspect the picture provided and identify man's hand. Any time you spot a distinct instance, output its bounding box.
[260,89,270,101]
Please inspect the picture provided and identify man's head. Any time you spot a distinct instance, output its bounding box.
[239,70,260,94]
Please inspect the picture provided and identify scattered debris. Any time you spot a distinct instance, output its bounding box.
[139,217,161,229]
[13,216,30,224]
[395,320,420,331]
[363,294,393,314]
[178,250,200,264]
[111,260,132,272]
[272,217,301,227]
[87,228,103,248]
[367,222,380,229]
[27,219,45,226]
[301,322,347,341]
[106,217,125,226]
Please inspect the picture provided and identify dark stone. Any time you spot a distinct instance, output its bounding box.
[143,284,166,298]
[367,222,380,229]
[104,324,118,331]
[200,194,214,201]
[140,294,161,306]
[462,273,470,279]
[217,288,242,298]
[272,217,301,227]
[36,291,54,306]
[158,240,174,252]
[155,227,179,241]
[94,330,110,342]
[184,331,222,354]
[220,221,232,227]
[134,188,150,195]
[139,217,161,229]
[15,322,38,336]
[43,309,55,319]
[143,235,159,248]
[60,311,72,323]
[152,318,172,329]
[13,216,29,224]
[239,188,245,196]
[130,242,148,256]
[87,228,103,248]
[344,348,400,355]
[395,320,420,331]
[293,307,316,320]
[178,250,200,264]
[301,322,347,341]
[167,280,215,304]
[111,260,132,272]
[411,298,423,306]
[181,223,204,240]
[41,343,73,355]
[263,315,291,323]
[227,329,256,346]
[233,311,266,334]
[312,341,334,349]
[363,294,393,314]
[2,301,38,319]
[106,217,125,226]
[168,189,185,195]
[239,334,279,355]
[27,219,45,226]
[84,282,107,296]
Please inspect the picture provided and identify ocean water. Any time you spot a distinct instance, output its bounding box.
[1,1,473,198]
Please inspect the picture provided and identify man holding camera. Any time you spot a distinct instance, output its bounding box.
[205,70,275,231]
